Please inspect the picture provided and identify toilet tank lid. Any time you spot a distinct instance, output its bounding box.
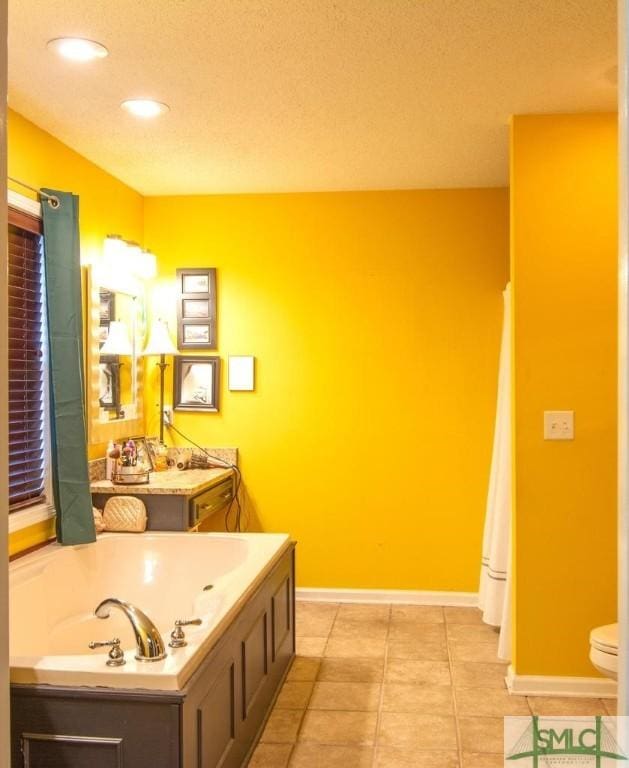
[590,623,618,654]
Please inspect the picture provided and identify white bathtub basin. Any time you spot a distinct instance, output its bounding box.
[9,532,291,690]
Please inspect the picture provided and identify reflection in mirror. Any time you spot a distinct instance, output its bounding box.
[87,269,145,445]
[98,290,121,416]
[99,357,120,413]
[97,293,136,422]
[99,315,136,423]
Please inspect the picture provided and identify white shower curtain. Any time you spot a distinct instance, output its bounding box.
[478,283,511,661]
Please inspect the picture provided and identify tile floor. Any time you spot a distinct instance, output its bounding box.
[248,603,616,767]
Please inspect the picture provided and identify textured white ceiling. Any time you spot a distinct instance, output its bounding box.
[8,0,617,195]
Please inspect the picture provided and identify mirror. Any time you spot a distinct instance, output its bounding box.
[98,289,134,418]
[87,268,145,445]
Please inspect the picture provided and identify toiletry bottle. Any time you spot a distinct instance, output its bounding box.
[106,440,115,481]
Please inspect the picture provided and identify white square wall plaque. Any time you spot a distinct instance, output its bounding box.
[228,355,255,391]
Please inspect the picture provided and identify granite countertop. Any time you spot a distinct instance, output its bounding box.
[90,467,234,496]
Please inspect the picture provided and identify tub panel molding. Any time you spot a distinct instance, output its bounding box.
[197,660,236,768]
[22,734,123,768]
[11,543,296,768]
[272,573,291,662]
[241,609,269,720]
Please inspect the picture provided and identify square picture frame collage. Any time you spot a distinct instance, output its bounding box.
[174,268,254,412]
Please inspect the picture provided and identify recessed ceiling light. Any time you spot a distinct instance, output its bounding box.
[121,99,170,119]
[47,37,108,62]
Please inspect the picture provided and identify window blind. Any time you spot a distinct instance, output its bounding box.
[8,207,46,511]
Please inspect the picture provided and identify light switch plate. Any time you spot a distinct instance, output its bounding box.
[543,410,574,440]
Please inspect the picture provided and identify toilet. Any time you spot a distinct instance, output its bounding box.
[589,623,618,680]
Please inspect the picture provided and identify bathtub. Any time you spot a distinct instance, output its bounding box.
[10,531,292,691]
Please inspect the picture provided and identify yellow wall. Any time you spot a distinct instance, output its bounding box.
[7,110,508,588]
[6,105,620,678]
[7,109,144,555]
[144,190,508,589]
[511,113,618,676]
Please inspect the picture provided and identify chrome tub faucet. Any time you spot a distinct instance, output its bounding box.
[94,598,167,662]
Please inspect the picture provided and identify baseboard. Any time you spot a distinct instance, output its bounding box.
[505,664,617,699]
[296,587,478,607]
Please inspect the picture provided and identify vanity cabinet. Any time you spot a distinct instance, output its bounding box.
[91,468,234,531]
[11,545,296,768]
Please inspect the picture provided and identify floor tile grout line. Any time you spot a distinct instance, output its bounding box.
[286,659,319,764]
[371,603,391,768]
[445,608,465,768]
[326,601,342,638]
[288,602,339,764]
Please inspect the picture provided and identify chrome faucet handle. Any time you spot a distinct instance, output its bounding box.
[169,618,202,648]
[88,637,126,667]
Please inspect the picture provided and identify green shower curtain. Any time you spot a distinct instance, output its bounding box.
[41,189,95,545]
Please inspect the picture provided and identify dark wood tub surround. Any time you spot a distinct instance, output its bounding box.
[11,544,296,768]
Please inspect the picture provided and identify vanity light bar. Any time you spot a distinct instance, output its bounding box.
[134,250,157,280]
[103,235,156,280]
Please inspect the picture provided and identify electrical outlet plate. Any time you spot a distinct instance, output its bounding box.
[543,410,574,440]
[163,407,173,426]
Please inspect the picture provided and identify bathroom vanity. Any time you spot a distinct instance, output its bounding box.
[91,467,235,531]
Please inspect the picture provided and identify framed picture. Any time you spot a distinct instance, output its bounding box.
[182,299,210,318]
[228,355,255,391]
[183,324,211,344]
[124,436,154,472]
[176,268,217,349]
[174,356,220,412]
[182,273,210,293]
[99,288,115,323]
[99,357,120,411]
[99,288,115,352]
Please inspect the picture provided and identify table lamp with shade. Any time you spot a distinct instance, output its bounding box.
[142,319,178,443]
[100,320,134,357]
[99,320,134,419]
